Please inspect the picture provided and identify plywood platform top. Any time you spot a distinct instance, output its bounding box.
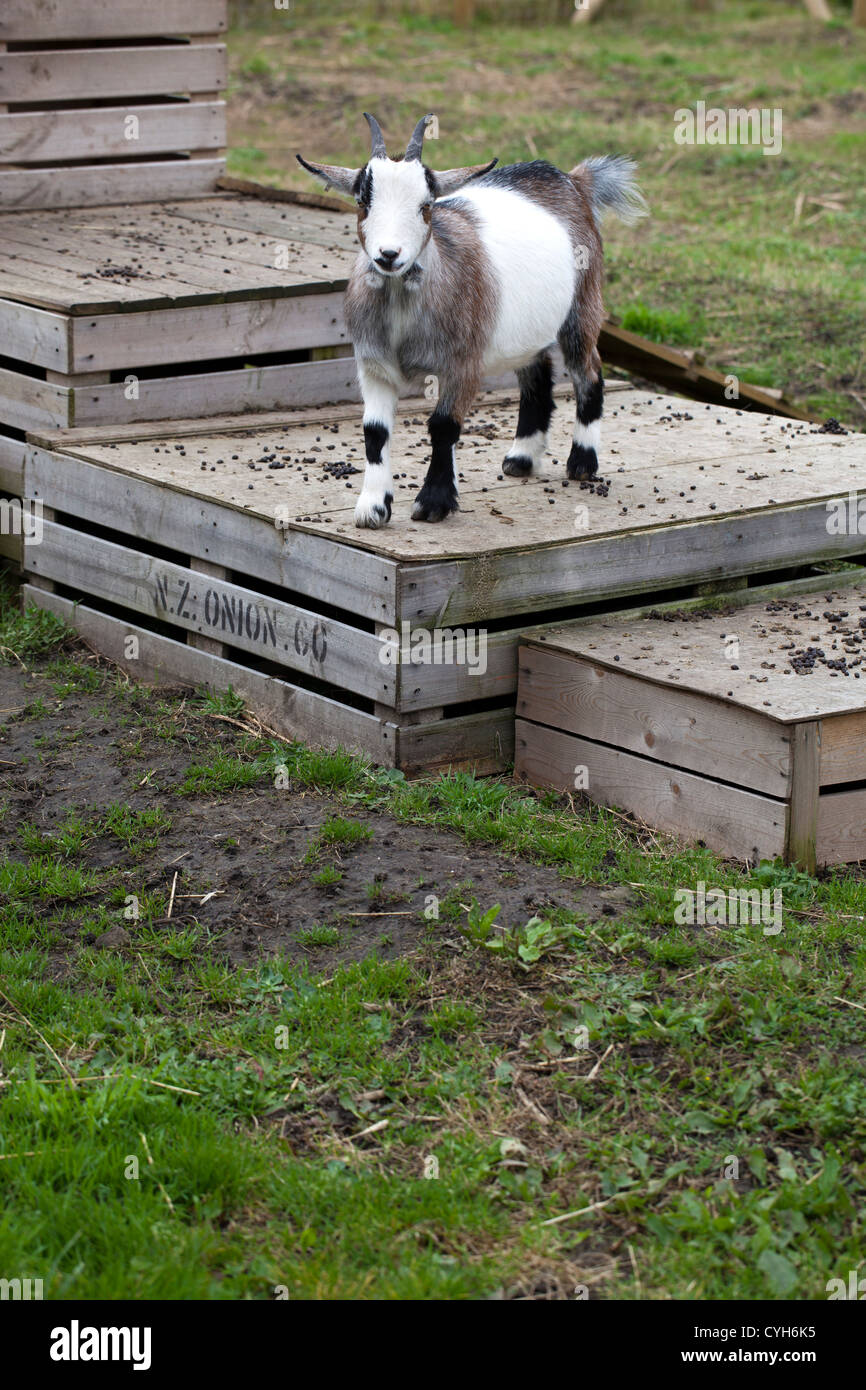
[530,580,866,722]
[32,388,866,564]
[0,194,357,313]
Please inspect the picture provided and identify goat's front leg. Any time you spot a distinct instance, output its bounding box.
[411,375,478,523]
[355,363,399,529]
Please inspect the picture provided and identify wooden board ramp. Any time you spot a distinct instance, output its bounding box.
[20,389,866,772]
[0,0,228,211]
[516,580,866,868]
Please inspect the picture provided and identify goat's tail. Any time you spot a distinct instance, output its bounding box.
[569,155,648,227]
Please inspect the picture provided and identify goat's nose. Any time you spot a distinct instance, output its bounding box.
[375,247,401,268]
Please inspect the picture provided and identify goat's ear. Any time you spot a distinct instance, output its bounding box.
[296,155,361,199]
[432,159,497,197]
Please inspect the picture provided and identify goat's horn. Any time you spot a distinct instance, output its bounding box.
[363,112,387,159]
[405,113,433,162]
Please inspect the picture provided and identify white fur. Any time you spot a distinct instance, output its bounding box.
[440,186,576,373]
[355,366,399,529]
[573,419,601,452]
[505,428,547,469]
[362,159,431,275]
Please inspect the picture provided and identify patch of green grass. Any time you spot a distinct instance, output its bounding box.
[620,300,707,348]
[197,686,248,718]
[304,816,374,863]
[179,750,271,796]
[0,589,69,662]
[311,865,343,890]
[297,923,341,948]
[102,804,172,855]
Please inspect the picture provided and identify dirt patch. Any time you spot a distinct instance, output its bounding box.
[0,661,630,969]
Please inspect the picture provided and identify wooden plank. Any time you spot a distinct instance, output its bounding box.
[66,358,361,426]
[820,711,866,785]
[0,159,224,212]
[0,45,227,103]
[0,531,22,565]
[786,721,821,871]
[0,432,26,495]
[28,519,395,704]
[0,103,226,164]
[517,643,790,797]
[398,706,514,775]
[0,364,69,431]
[26,448,398,624]
[0,1,228,42]
[816,788,866,865]
[515,718,788,862]
[599,321,815,422]
[69,290,349,369]
[402,499,866,627]
[21,586,395,766]
[0,297,69,370]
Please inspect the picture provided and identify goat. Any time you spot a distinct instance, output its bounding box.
[298,114,646,528]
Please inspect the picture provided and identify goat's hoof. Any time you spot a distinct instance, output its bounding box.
[354,490,393,528]
[502,455,534,477]
[566,443,599,481]
[411,486,458,523]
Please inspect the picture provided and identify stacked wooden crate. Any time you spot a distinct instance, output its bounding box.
[516,580,866,868]
[0,0,227,209]
[0,0,230,569]
[21,389,866,773]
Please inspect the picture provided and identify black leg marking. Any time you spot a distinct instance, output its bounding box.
[503,353,555,477]
[412,411,460,523]
[566,371,604,481]
[364,421,389,463]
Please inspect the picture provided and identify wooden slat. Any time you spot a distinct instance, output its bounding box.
[0,432,26,494]
[21,586,394,765]
[0,103,225,164]
[69,290,349,369]
[28,519,394,704]
[517,643,790,797]
[0,159,224,212]
[786,720,821,871]
[0,1,228,42]
[26,447,398,624]
[515,718,788,862]
[0,297,68,370]
[816,788,866,865]
[820,711,866,785]
[0,364,68,431]
[0,45,227,103]
[401,499,865,627]
[398,706,514,775]
[65,358,360,426]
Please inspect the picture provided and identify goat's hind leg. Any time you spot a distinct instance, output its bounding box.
[565,352,603,481]
[355,362,399,529]
[503,350,555,477]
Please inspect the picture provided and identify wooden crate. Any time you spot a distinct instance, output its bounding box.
[516,580,866,868]
[0,0,228,211]
[0,194,364,436]
[19,389,866,772]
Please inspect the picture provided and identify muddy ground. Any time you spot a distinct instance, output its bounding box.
[0,658,630,971]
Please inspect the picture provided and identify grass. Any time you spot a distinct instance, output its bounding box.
[225,0,866,425]
[2,586,865,1298]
